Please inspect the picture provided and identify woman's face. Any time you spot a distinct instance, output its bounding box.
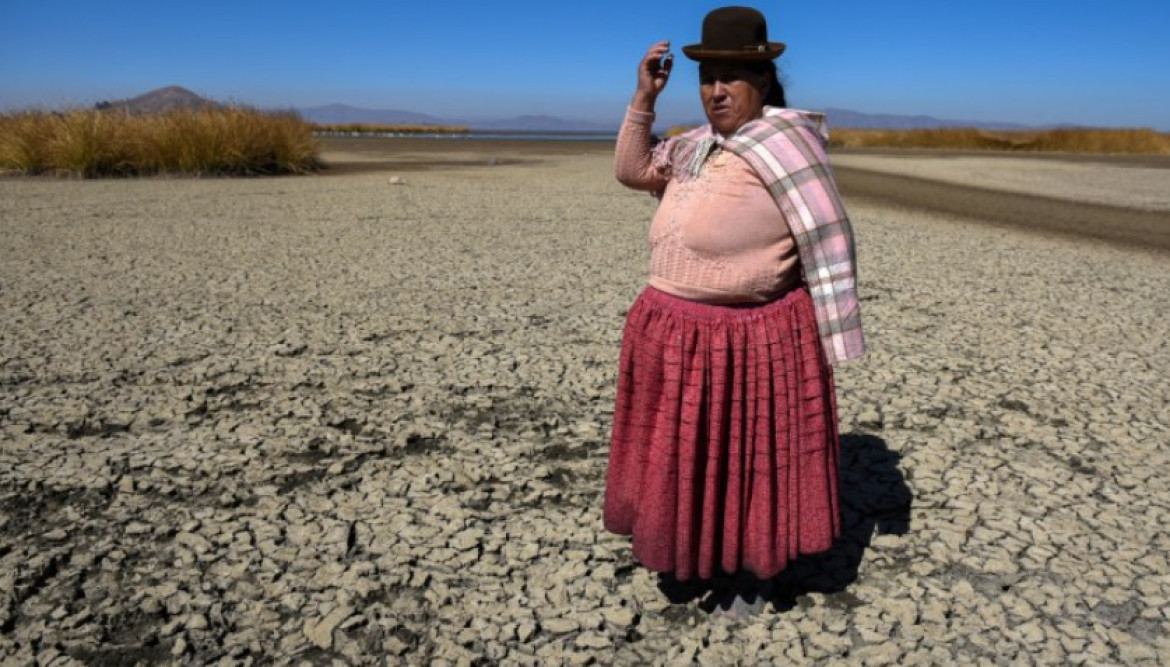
[699,62,768,136]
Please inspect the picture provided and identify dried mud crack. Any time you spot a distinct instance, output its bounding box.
[2,148,1169,664]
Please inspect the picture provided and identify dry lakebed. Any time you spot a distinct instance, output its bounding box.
[1,138,1169,665]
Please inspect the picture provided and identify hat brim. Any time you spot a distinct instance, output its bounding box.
[681,42,785,61]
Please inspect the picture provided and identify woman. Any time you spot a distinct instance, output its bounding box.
[603,7,865,616]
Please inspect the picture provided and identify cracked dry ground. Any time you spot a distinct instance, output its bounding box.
[2,155,1169,666]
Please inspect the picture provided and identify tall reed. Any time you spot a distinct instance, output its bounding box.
[662,124,1170,155]
[0,107,321,177]
[827,127,1170,155]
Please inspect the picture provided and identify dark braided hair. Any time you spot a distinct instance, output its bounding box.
[747,61,787,108]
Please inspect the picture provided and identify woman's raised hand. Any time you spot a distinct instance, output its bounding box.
[632,41,673,111]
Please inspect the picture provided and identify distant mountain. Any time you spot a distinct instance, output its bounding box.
[304,102,1045,132]
[461,114,617,133]
[96,85,220,114]
[93,88,1061,132]
[299,105,616,132]
[674,108,1043,131]
[820,107,1034,130]
[298,104,446,125]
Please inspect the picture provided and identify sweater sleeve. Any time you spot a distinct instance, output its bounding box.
[614,107,671,193]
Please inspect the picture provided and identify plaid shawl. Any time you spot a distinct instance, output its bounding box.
[654,107,866,364]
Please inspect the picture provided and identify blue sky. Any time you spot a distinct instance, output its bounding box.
[1,0,1168,129]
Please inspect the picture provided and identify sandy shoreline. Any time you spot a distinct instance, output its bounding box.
[2,146,1169,664]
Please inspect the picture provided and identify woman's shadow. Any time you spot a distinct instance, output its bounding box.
[656,432,912,614]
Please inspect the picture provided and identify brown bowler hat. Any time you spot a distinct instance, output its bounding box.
[681,6,786,61]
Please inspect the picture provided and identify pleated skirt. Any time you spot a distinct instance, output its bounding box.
[603,284,842,581]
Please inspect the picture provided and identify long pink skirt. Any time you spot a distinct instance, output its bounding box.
[603,285,842,581]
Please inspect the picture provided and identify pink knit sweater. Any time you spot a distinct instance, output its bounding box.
[615,107,800,303]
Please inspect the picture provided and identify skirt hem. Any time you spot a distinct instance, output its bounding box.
[604,284,842,581]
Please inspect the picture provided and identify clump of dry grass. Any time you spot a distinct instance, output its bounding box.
[828,127,1170,155]
[314,123,469,135]
[0,107,321,177]
[662,123,1170,155]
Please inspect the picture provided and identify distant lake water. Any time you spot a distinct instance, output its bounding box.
[314,131,617,142]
